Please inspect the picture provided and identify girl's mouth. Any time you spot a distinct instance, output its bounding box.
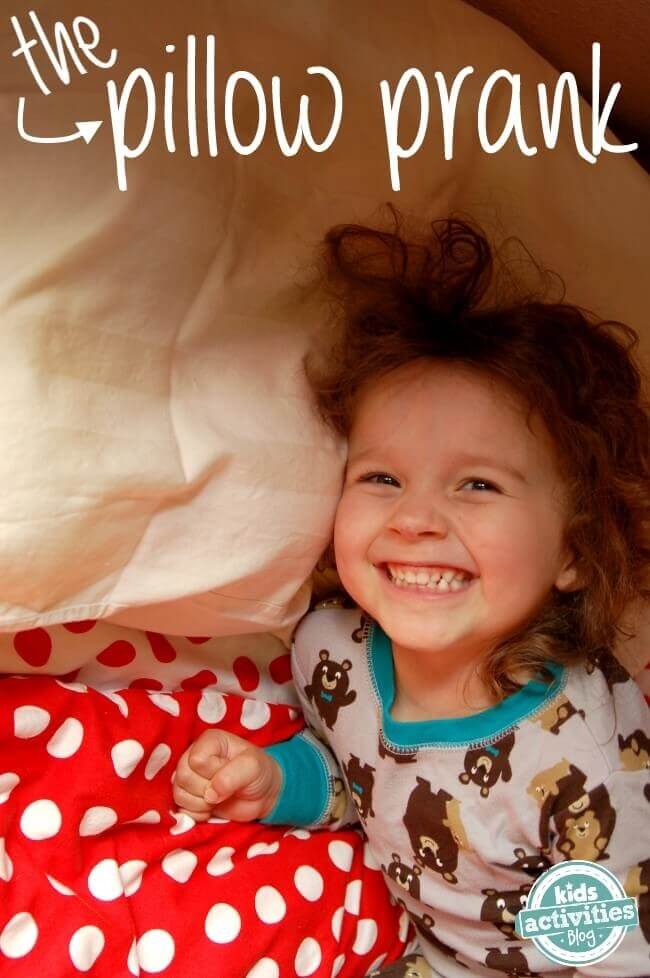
[383,563,474,594]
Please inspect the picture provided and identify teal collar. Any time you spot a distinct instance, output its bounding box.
[367,621,565,749]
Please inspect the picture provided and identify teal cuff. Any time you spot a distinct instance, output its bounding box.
[261,733,331,827]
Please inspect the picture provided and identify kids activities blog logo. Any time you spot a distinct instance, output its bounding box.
[515,860,639,967]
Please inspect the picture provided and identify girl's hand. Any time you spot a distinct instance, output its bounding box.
[173,729,282,822]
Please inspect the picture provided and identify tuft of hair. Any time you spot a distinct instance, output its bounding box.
[307,208,650,696]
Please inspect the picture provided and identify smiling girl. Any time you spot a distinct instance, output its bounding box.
[173,216,650,977]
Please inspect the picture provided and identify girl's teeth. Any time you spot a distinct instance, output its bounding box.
[386,565,470,592]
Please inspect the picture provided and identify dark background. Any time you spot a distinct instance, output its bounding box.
[467,0,649,170]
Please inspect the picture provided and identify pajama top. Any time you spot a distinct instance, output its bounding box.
[264,607,650,978]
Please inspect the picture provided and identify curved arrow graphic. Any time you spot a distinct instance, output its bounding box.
[17,97,103,144]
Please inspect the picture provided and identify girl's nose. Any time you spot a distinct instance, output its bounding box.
[388,496,449,540]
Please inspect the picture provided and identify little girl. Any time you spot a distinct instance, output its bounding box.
[173,216,650,977]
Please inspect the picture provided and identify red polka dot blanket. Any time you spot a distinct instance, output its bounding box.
[0,625,408,977]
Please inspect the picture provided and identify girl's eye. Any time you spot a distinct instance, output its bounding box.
[460,478,500,493]
[360,472,400,487]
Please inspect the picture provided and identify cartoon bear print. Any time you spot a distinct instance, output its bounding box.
[507,847,552,879]
[397,901,467,967]
[531,694,585,735]
[367,954,432,978]
[480,884,531,940]
[618,729,650,772]
[484,946,538,976]
[625,858,650,945]
[556,783,616,862]
[584,648,630,691]
[382,853,422,900]
[351,613,371,643]
[527,760,615,860]
[343,755,376,821]
[403,779,471,884]
[378,732,417,764]
[526,759,587,852]
[327,777,349,824]
[304,649,356,729]
[458,731,515,797]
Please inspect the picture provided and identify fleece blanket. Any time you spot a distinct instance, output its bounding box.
[0,630,409,976]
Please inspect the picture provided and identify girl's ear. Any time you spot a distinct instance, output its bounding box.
[555,551,580,592]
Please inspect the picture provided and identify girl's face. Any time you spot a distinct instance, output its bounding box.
[333,360,578,667]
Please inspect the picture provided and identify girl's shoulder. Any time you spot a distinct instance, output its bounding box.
[564,647,642,709]
[561,651,649,767]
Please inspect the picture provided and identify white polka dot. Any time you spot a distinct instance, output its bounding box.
[148,693,179,717]
[366,953,387,974]
[111,740,144,778]
[294,865,324,902]
[20,799,62,840]
[362,844,381,870]
[100,690,129,717]
[136,929,175,973]
[162,849,197,883]
[206,846,235,876]
[284,828,311,840]
[14,705,50,738]
[331,906,344,940]
[169,811,195,835]
[240,699,271,730]
[332,955,345,978]
[0,912,38,958]
[246,841,280,858]
[79,806,118,837]
[344,879,361,914]
[328,839,354,871]
[69,925,105,972]
[398,910,410,942]
[246,958,280,978]
[352,918,378,955]
[0,772,19,803]
[121,860,146,896]
[127,938,139,976]
[295,937,322,977]
[129,809,161,825]
[88,858,123,901]
[197,690,227,723]
[56,680,87,693]
[0,838,13,882]
[144,744,172,781]
[255,885,286,924]
[46,874,74,896]
[46,717,84,758]
[205,903,241,944]
[404,936,419,955]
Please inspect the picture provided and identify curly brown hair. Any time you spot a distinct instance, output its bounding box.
[307,211,650,696]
